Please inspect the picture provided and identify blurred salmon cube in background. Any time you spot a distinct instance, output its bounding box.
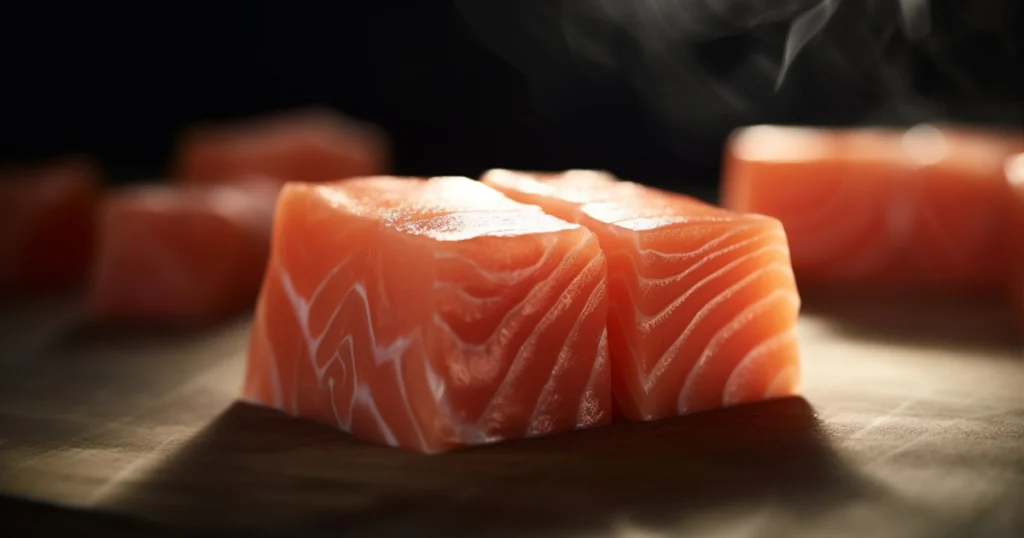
[174,107,391,186]
[0,155,103,297]
[0,105,394,322]
[87,176,280,326]
[721,124,1024,294]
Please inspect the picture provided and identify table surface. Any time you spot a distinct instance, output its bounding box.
[0,292,1022,538]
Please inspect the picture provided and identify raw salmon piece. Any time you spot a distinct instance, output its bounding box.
[721,124,1024,291]
[0,156,102,296]
[1007,154,1024,332]
[175,107,390,185]
[242,176,611,453]
[481,169,801,421]
[88,177,280,325]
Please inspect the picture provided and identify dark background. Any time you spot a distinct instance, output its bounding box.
[1,1,1022,194]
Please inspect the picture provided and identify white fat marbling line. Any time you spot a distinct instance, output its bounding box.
[637,242,790,332]
[420,358,497,445]
[430,283,510,307]
[334,300,428,451]
[432,234,560,286]
[577,328,609,427]
[344,328,429,451]
[278,257,353,384]
[606,307,649,414]
[641,262,796,392]
[607,227,772,297]
[431,233,591,353]
[421,233,596,445]
[525,278,606,436]
[352,385,397,446]
[328,377,342,427]
[678,291,801,412]
[722,328,799,407]
[631,224,762,263]
[278,257,427,451]
[472,244,602,431]
[431,238,563,327]
[632,232,788,320]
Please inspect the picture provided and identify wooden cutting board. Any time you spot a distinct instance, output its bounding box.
[0,293,1022,538]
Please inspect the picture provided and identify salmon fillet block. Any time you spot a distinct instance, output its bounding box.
[482,169,801,421]
[175,108,390,185]
[1007,154,1024,333]
[0,156,102,296]
[88,178,279,325]
[721,124,1024,291]
[242,176,612,453]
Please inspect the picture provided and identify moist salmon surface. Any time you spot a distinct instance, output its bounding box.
[88,178,279,325]
[242,176,612,453]
[482,169,801,422]
[721,124,1024,291]
[0,157,101,296]
[175,108,390,186]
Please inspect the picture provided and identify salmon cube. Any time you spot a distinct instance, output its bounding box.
[721,124,1024,292]
[0,156,102,296]
[175,108,390,185]
[88,178,279,325]
[242,176,612,453]
[482,169,801,422]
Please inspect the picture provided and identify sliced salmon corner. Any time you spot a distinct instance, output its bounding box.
[1007,154,1024,333]
[174,107,391,186]
[242,176,612,453]
[88,177,280,325]
[721,124,1024,292]
[481,169,801,422]
[0,155,103,296]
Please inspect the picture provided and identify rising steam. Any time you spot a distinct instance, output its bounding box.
[456,0,1020,165]
[777,0,842,89]
[777,0,933,89]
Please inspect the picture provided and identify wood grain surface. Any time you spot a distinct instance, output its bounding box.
[0,292,1022,538]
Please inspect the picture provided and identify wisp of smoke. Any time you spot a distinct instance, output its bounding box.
[456,0,1022,165]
